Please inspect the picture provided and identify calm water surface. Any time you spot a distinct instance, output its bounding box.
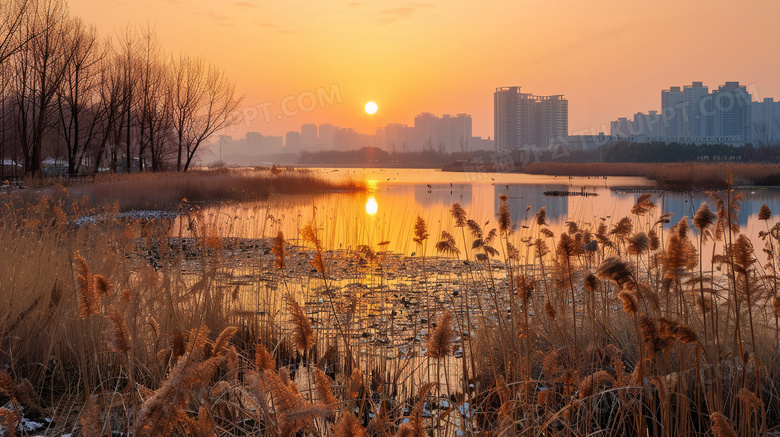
[182,168,780,259]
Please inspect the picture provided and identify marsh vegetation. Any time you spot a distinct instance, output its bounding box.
[1,173,780,436]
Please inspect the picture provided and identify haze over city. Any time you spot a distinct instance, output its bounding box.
[67,0,780,139]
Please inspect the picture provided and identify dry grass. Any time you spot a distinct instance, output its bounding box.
[13,168,366,211]
[2,183,780,436]
[523,161,780,188]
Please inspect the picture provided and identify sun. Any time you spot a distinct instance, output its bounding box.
[365,101,378,115]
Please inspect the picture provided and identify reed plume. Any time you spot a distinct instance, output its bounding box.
[0,408,19,437]
[212,326,238,357]
[466,219,482,239]
[450,203,467,227]
[301,223,326,276]
[611,216,633,239]
[285,294,316,353]
[730,234,756,276]
[256,342,276,371]
[506,241,520,260]
[94,274,112,296]
[435,231,460,257]
[639,315,671,355]
[315,368,339,407]
[627,232,650,255]
[535,206,547,226]
[498,199,511,233]
[631,193,656,215]
[412,216,429,245]
[648,228,660,251]
[596,257,633,287]
[534,238,549,259]
[662,233,697,280]
[426,311,454,359]
[347,368,364,400]
[272,230,286,270]
[617,289,638,315]
[737,388,764,409]
[106,305,130,353]
[332,413,366,437]
[759,203,772,221]
[658,318,698,344]
[710,412,738,437]
[578,370,615,399]
[396,384,432,437]
[136,327,223,437]
[693,202,718,232]
[75,254,98,319]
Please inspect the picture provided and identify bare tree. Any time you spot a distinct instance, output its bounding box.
[753,122,774,149]
[113,26,138,172]
[0,0,32,66]
[170,54,241,171]
[56,17,104,174]
[136,25,172,171]
[12,0,74,175]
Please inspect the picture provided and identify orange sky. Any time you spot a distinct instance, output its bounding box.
[68,0,780,139]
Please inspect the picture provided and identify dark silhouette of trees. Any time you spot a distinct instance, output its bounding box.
[170,54,241,171]
[0,0,240,176]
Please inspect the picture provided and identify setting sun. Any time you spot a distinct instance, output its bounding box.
[365,102,378,115]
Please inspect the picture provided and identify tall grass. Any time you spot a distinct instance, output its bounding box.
[12,168,366,211]
[1,181,780,436]
[523,161,780,188]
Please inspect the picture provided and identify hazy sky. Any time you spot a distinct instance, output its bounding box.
[68,0,780,139]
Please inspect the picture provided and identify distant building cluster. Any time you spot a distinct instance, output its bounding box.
[375,113,491,153]
[218,132,284,159]
[610,81,780,146]
[494,86,569,150]
[283,114,493,154]
[218,113,494,160]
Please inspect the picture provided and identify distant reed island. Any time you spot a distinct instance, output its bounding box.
[444,160,780,189]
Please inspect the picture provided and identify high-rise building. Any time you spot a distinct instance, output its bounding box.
[494,87,520,150]
[285,131,300,152]
[610,111,664,137]
[410,113,474,153]
[661,86,685,137]
[379,123,414,153]
[300,124,318,151]
[333,128,375,150]
[683,82,709,137]
[414,112,439,151]
[612,81,754,144]
[317,124,337,149]
[539,95,568,146]
[752,97,780,146]
[712,82,752,142]
[451,113,473,152]
[494,87,568,150]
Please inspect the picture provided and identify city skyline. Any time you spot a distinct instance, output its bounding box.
[65,0,780,139]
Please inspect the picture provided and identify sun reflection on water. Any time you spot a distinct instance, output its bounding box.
[365,196,378,215]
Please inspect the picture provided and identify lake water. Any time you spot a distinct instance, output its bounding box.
[181,168,780,260]
[166,167,780,397]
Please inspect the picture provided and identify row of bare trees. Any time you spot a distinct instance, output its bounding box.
[0,0,242,178]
